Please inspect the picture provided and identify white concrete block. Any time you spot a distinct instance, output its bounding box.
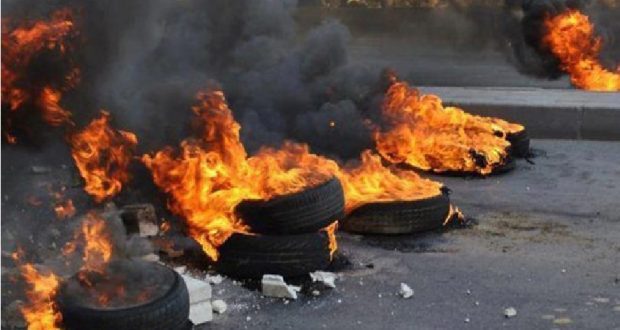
[261,274,298,299]
[189,300,212,325]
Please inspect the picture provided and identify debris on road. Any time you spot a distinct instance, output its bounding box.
[262,274,300,299]
[309,271,337,288]
[504,307,517,318]
[399,283,414,299]
[212,300,227,314]
[189,300,213,324]
[181,274,212,304]
[593,297,610,303]
[553,318,572,325]
[207,274,224,285]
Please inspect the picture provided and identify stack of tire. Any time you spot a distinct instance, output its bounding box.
[217,177,345,278]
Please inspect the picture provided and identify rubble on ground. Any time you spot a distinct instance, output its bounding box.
[262,274,300,299]
[504,307,517,318]
[399,283,414,299]
[212,299,227,314]
[309,271,337,288]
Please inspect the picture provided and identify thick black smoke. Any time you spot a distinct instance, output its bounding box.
[3,0,383,158]
[504,0,589,78]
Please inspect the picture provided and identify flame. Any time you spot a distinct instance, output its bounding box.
[144,89,449,260]
[69,111,138,203]
[79,212,113,274]
[1,8,78,137]
[543,10,620,91]
[374,77,523,175]
[18,264,62,330]
[12,251,61,330]
[322,221,339,259]
[336,150,442,212]
[54,199,76,219]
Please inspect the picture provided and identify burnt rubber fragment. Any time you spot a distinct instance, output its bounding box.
[217,232,332,278]
[341,193,451,235]
[58,263,189,330]
[507,128,531,158]
[235,177,345,235]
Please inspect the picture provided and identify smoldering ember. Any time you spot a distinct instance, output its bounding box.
[1,1,619,330]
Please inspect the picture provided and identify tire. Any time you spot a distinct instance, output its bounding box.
[235,177,345,235]
[507,129,530,158]
[58,263,189,330]
[217,233,332,278]
[340,193,450,235]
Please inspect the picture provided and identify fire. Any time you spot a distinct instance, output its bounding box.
[143,91,335,260]
[69,111,138,203]
[18,264,62,330]
[12,251,61,330]
[374,77,523,175]
[54,199,76,219]
[323,221,339,259]
[144,89,449,260]
[336,150,442,212]
[1,8,79,137]
[543,10,620,91]
[79,212,114,274]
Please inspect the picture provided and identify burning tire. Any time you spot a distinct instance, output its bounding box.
[235,177,345,234]
[507,129,530,158]
[58,262,190,330]
[217,232,332,278]
[340,193,450,235]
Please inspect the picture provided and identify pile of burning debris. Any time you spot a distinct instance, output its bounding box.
[2,1,617,329]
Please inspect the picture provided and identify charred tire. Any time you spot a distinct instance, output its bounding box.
[58,264,189,330]
[507,129,530,158]
[235,177,345,235]
[341,193,450,235]
[217,233,332,278]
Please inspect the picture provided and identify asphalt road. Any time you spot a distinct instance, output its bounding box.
[203,140,620,329]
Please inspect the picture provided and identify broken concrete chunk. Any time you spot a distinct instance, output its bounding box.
[504,307,517,318]
[182,274,212,304]
[399,283,414,299]
[206,274,223,285]
[121,204,158,237]
[212,299,227,314]
[262,274,298,299]
[189,300,212,325]
[309,271,337,288]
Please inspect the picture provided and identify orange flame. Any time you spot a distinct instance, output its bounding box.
[144,89,448,260]
[336,150,442,212]
[323,221,339,259]
[12,249,61,330]
[18,264,62,330]
[1,8,78,137]
[374,77,523,175]
[543,10,619,91]
[79,212,114,274]
[69,111,138,203]
[54,199,76,219]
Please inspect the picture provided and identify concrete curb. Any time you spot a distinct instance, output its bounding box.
[419,87,620,141]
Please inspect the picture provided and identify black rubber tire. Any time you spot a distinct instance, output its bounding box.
[235,177,345,235]
[507,129,530,158]
[217,232,332,278]
[340,193,451,235]
[58,264,189,330]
